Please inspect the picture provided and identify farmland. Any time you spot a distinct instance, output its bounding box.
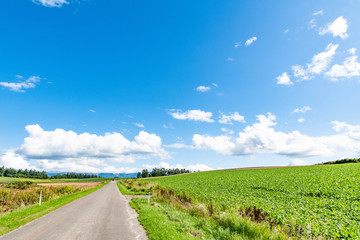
[141,164,360,239]
[0,180,102,214]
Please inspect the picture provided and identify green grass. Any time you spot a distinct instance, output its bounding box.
[142,164,360,239]
[117,181,148,195]
[0,181,108,236]
[0,177,105,184]
[130,197,286,240]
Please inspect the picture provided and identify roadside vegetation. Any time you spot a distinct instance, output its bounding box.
[117,179,152,195]
[0,181,108,236]
[131,197,287,240]
[0,180,100,214]
[128,163,360,239]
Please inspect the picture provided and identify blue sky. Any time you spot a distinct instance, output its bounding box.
[0,0,360,173]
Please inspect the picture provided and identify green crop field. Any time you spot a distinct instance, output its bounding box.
[142,164,360,239]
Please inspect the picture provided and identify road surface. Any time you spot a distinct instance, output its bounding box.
[0,181,148,240]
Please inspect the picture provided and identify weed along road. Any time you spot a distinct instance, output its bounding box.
[0,181,148,240]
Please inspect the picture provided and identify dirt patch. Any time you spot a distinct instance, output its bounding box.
[38,182,100,189]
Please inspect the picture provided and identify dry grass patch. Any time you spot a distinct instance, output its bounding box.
[37,182,100,189]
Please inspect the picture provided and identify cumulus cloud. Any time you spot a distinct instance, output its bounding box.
[0,150,30,169]
[36,159,104,173]
[169,109,214,123]
[142,161,213,172]
[287,159,307,166]
[192,113,360,158]
[276,72,293,85]
[319,16,349,39]
[292,43,338,80]
[19,125,169,161]
[245,36,257,46]
[292,106,312,114]
[325,49,360,81]
[219,112,245,125]
[196,86,211,92]
[32,0,69,7]
[0,76,41,92]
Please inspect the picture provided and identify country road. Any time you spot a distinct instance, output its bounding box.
[0,181,148,240]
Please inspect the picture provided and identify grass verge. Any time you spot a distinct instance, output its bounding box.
[116,181,148,195]
[0,181,108,236]
[130,197,287,240]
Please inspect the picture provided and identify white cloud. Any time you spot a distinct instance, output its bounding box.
[196,86,211,92]
[292,43,338,80]
[292,106,312,114]
[221,128,234,135]
[36,159,104,173]
[212,83,218,87]
[313,10,323,16]
[19,124,169,161]
[33,158,142,173]
[284,29,289,33]
[348,48,356,55]
[169,109,214,123]
[276,72,293,85]
[0,76,41,92]
[325,49,360,81]
[134,123,145,128]
[164,143,192,149]
[309,19,317,29]
[227,57,234,61]
[32,0,69,7]
[234,42,241,48]
[245,36,257,46]
[142,161,213,172]
[332,121,360,140]
[192,113,360,158]
[319,16,348,39]
[89,109,95,113]
[0,150,30,169]
[287,159,307,166]
[219,112,245,125]
[298,118,305,123]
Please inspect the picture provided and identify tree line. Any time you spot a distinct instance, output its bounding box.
[322,158,360,165]
[0,166,100,179]
[137,168,190,178]
[50,172,99,179]
[0,166,48,179]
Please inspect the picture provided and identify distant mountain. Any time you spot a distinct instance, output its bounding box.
[98,173,138,178]
[46,172,138,178]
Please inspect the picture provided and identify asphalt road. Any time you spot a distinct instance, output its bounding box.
[0,181,148,240]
